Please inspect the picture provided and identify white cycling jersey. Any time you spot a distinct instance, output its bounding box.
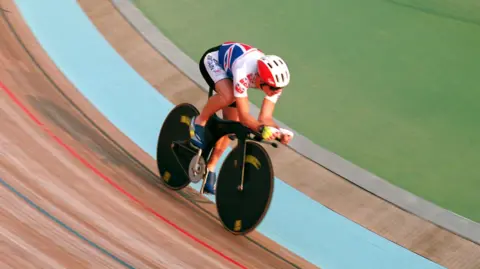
[203,42,282,103]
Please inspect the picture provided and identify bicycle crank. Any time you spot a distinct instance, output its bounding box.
[188,150,206,183]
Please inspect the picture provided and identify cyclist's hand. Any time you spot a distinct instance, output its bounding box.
[279,128,294,145]
[260,125,280,141]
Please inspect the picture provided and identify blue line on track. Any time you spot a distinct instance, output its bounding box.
[0,176,136,269]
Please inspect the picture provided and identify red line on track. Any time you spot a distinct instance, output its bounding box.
[0,80,247,269]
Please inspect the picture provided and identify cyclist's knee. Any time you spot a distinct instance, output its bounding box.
[221,94,235,107]
[214,136,231,150]
[217,91,234,107]
[214,80,235,106]
[222,107,239,121]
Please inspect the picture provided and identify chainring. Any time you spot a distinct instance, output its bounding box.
[188,155,206,183]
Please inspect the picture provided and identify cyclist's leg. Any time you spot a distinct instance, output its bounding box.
[203,105,238,194]
[206,106,239,172]
[195,46,234,126]
[195,79,234,126]
[190,46,235,150]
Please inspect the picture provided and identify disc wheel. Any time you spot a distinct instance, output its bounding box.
[215,141,274,235]
[156,103,199,190]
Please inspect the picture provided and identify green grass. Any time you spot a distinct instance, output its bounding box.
[131,0,480,222]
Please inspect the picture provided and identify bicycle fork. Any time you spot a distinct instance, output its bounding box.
[238,140,247,192]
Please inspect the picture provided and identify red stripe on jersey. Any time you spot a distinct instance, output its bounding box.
[225,46,234,70]
[239,43,253,51]
[223,41,253,52]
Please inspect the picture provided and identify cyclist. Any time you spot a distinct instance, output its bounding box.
[190,41,294,194]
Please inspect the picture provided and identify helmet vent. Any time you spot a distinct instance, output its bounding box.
[275,74,280,82]
[281,73,285,82]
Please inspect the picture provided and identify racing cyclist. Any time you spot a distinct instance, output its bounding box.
[190,41,294,195]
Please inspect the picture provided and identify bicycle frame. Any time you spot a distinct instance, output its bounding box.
[204,114,251,190]
[169,99,278,191]
[156,102,276,234]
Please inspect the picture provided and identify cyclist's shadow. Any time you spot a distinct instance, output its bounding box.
[26,95,212,204]
[26,95,155,179]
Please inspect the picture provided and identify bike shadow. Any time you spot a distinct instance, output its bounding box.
[26,95,214,205]
[26,96,154,178]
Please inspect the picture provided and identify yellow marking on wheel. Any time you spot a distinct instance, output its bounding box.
[234,160,238,168]
[234,220,242,231]
[245,155,261,170]
[163,171,171,182]
[180,115,191,126]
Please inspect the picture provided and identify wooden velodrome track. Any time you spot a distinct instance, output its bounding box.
[0,1,315,268]
[1,0,479,268]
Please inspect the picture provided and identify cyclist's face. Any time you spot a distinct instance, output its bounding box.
[260,83,282,96]
[256,74,282,95]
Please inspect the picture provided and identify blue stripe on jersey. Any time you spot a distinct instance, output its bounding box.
[218,43,250,78]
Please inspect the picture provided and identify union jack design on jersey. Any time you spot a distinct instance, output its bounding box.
[218,42,256,77]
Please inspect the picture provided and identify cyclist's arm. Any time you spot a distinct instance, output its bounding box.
[236,97,263,131]
[258,98,279,128]
[232,65,264,131]
[258,96,293,144]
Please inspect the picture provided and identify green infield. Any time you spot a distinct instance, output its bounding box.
[131,0,480,222]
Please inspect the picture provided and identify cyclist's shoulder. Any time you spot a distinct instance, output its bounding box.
[220,41,264,54]
[221,41,255,48]
[221,41,264,74]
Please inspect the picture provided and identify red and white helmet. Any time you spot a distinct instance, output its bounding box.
[257,55,290,88]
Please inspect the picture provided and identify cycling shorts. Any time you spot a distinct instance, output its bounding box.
[199,45,237,108]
